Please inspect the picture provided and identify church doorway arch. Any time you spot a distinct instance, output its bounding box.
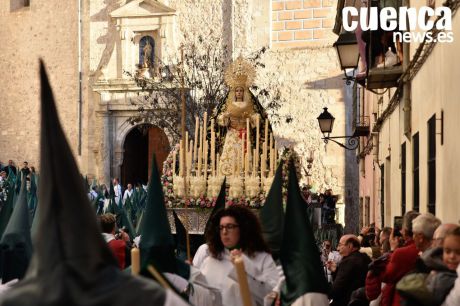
[121,125,170,187]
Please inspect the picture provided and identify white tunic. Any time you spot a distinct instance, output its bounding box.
[192,244,279,306]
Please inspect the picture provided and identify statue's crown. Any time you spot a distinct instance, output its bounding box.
[224,56,256,89]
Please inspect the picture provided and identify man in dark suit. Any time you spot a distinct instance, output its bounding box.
[327,234,371,306]
[3,160,17,177]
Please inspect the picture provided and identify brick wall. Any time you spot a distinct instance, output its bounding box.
[272,0,336,48]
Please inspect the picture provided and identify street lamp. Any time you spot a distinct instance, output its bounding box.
[317,107,359,151]
[333,31,360,85]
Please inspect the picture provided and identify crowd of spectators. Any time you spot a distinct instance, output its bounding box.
[321,211,459,306]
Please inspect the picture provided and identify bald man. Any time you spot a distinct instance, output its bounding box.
[327,234,371,306]
[432,223,458,248]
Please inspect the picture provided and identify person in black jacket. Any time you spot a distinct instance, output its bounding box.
[327,234,371,306]
[3,160,17,177]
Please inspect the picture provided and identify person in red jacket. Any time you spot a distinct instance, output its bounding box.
[99,213,130,269]
[365,211,420,306]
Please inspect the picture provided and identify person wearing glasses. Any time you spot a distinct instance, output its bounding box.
[192,205,281,306]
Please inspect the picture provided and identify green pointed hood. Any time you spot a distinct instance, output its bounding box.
[280,159,328,305]
[139,153,175,272]
[0,179,32,283]
[172,210,187,253]
[0,61,168,306]
[204,177,226,237]
[0,179,16,239]
[259,162,284,260]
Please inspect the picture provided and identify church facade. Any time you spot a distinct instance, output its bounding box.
[0,1,360,231]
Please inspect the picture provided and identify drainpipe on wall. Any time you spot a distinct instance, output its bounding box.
[403,0,411,139]
[77,0,83,155]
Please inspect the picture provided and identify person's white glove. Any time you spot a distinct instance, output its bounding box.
[273,265,285,294]
[0,279,18,295]
[163,272,189,292]
[133,235,141,248]
[263,265,285,306]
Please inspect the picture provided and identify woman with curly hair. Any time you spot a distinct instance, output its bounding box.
[192,205,280,306]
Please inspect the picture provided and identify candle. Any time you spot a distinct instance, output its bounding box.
[185,131,189,154]
[179,139,183,176]
[188,140,193,176]
[269,134,273,176]
[236,149,240,175]
[261,144,266,178]
[204,140,208,179]
[185,131,189,175]
[256,116,260,174]
[264,119,268,142]
[172,150,176,175]
[217,153,220,176]
[233,256,254,306]
[131,248,140,276]
[263,119,268,178]
[194,116,199,164]
[253,148,257,177]
[241,132,245,172]
[198,123,203,176]
[246,118,250,177]
[211,119,215,176]
[203,112,207,149]
[270,149,274,176]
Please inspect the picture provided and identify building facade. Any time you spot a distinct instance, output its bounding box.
[335,0,460,225]
[1,0,361,231]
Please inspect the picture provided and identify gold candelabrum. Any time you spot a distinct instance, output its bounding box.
[171,112,278,200]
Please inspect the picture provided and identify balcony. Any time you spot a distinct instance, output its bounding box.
[353,116,370,137]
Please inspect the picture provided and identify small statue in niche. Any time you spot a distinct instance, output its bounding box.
[143,40,153,68]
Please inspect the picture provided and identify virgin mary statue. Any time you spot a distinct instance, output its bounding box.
[212,56,272,177]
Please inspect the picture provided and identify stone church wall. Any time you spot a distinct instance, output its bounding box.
[0,0,80,170]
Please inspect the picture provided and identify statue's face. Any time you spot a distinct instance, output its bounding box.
[235,87,244,100]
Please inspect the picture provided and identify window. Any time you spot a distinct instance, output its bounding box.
[413,133,420,212]
[10,0,29,11]
[427,115,436,214]
[401,142,406,215]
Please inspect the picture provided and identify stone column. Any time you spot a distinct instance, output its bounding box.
[99,91,113,186]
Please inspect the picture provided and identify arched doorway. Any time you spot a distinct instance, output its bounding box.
[121,125,170,187]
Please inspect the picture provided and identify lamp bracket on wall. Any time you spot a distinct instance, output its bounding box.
[322,135,359,151]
